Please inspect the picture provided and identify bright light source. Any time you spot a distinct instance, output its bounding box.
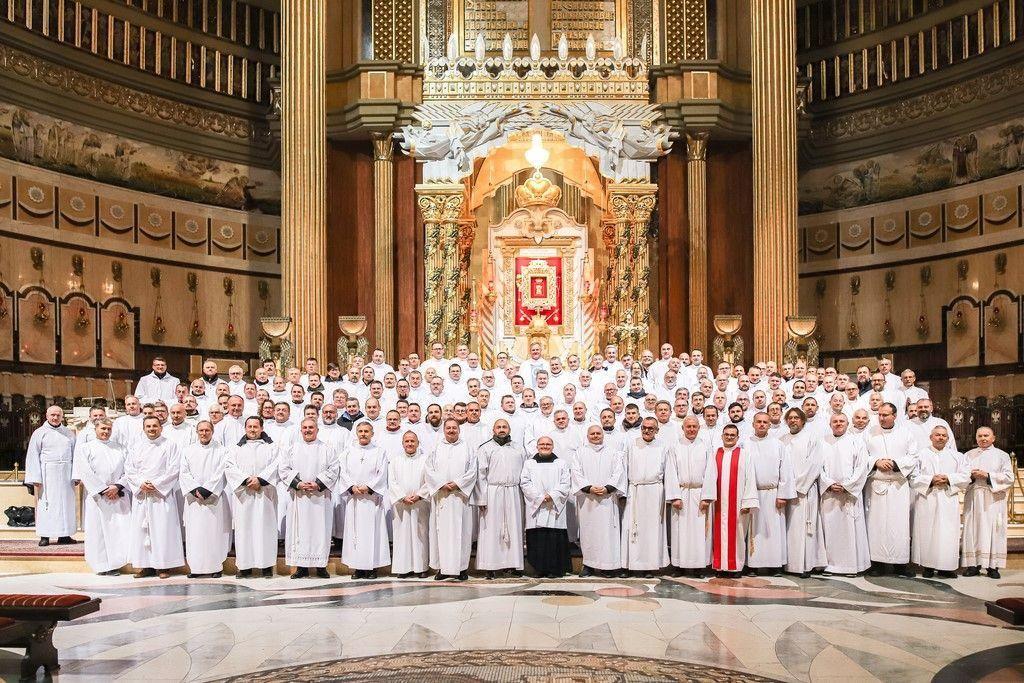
[525,133,549,171]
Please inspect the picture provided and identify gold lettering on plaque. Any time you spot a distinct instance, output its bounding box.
[550,0,616,51]
[463,0,529,51]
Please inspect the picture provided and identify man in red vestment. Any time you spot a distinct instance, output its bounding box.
[700,425,759,576]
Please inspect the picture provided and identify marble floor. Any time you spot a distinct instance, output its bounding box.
[2,570,1024,682]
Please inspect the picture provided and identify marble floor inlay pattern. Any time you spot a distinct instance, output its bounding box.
[0,571,1022,681]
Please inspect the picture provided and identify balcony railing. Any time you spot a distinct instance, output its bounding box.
[120,0,279,55]
[2,0,278,103]
[798,0,965,51]
[800,0,1020,103]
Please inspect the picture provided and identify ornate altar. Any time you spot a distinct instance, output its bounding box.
[403,32,675,358]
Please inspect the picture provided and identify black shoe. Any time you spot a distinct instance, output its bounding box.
[743,566,757,576]
[419,570,432,578]
[963,566,981,577]
[135,568,156,578]
[187,573,199,579]
[485,571,495,580]
[237,569,252,578]
[211,572,222,578]
[57,536,78,544]
[580,566,594,578]
[367,569,377,579]
[867,563,883,577]
[987,568,1001,579]
[618,569,629,578]
[938,570,957,579]
[316,568,330,579]
[895,564,914,578]
[38,538,49,547]
[458,571,469,581]
[799,572,811,579]
[352,570,364,580]
[509,569,523,577]
[641,572,655,579]
[921,568,935,578]
[263,567,275,578]
[434,572,446,581]
[290,568,309,579]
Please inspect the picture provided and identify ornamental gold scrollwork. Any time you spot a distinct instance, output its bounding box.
[811,63,1024,143]
[417,194,464,222]
[502,247,515,330]
[0,45,253,139]
[561,246,575,332]
[516,259,559,313]
[609,192,656,223]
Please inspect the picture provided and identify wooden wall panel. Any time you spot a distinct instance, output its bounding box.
[394,152,423,358]
[326,142,376,357]
[656,149,689,351]
[706,141,754,365]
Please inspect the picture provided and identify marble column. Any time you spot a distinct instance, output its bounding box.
[373,133,395,358]
[751,0,799,364]
[280,0,327,363]
[686,131,710,353]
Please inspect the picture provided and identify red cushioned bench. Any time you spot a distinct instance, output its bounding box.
[986,598,1024,626]
[0,594,101,681]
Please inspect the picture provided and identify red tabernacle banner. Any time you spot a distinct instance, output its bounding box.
[514,256,562,326]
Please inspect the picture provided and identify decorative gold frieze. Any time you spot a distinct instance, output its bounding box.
[0,44,253,139]
[422,56,650,101]
[811,63,1024,144]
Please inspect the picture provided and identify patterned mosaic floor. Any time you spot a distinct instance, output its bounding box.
[0,570,1022,681]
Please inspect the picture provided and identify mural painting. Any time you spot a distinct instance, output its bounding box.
[0,103,280,214]
[800,116,1024,214]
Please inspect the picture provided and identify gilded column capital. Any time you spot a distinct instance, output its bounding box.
[417,193,464,223]
[608,183,658,222]
[686,131,711,162]
[372,132,395,162]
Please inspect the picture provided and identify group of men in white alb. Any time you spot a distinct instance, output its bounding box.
[25,341,1013,581]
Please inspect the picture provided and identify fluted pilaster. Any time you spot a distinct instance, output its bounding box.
[280,0,327,364]
[751,0,799,364]
[373,133,395,358]
[686,132,710,353]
